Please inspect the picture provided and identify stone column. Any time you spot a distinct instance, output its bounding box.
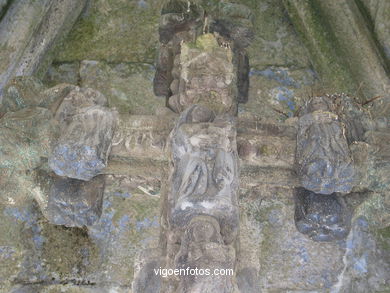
[134,1,253,292]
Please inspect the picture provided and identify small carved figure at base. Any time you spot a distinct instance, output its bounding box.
[294,187,351,242]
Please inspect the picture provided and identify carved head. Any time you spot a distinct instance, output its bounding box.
[188,215,223,244]
[307,96,331,112]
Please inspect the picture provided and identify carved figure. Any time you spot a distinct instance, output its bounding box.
[296,96,356,194]
[294,94,371,241]
[49,105,117,181]
[174,216,237,293]
[154,0,253,110]
[168,105,239,243]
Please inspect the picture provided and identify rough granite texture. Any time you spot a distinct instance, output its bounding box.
[0,0,389,292]
[49,105,118,181]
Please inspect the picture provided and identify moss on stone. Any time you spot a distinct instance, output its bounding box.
[42,224,99,279]
[54,0,161,63]
[376,226,390,252]
[195,33,219,51]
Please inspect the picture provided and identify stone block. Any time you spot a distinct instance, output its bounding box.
[47,175,105,227]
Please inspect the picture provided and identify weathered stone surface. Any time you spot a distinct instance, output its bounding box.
[239,184,390,291]
[80,60,164,115]
[331,216,390,292]
[168,34,238,114]
[0,0,9,17]
[53,86,107,128]
[0,107,58,172]
[168,105,240,242]
[0,77,79,117]
[173,215,238,292]
[40,83,76,112]
[0,0,50,99]
[54,0,161,63]
[12,0,88,78]
[49,105,117,181]
[43,62,80,87]
[240,186,347,291]
[1,170,160,290]
[283,0,390,102]
[1,0,390,291]
[154,43,175,97]
[236,50,250,103]
[364,130,390,192]
[155,1,253,113]
[356,0,390,62]
[132,251,163,293]
[0,0,88,100]
[236,267,261,293]
[296,96,356,194]
[47,175,105,227]
[239,67,317,122]
[331,94,372,144]
[0,76,46,116]
[294,188,351,242]
[246,0,311,69]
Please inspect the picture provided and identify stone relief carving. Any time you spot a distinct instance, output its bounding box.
[294,94,372,241]
[49,105,117,181]
[47,175,105,227]
[0,0,389,290]
[295,96,356,194]
[154,0,253,114]
[46,87,117,226]
[144,1,254,291]
[168,105,240,243]
[173,215,238,293]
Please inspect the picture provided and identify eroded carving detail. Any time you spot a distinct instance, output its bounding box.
[143,2,254,290]
[154,0,253,112]
[294,94,371,241]
[294,187,351,242]
[49,105,117,181]
[173,215,238,293]
[296,96,356,194]
[168,105,240,242]
[47,87,116,226]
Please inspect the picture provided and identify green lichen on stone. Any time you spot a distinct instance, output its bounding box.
[42,225,99,279]
[354,193,390,229]
[243,0,311,69]
[54,0,162,63]
[195,33,219,51]
[79,61,164,114]
[376,226,390,252]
